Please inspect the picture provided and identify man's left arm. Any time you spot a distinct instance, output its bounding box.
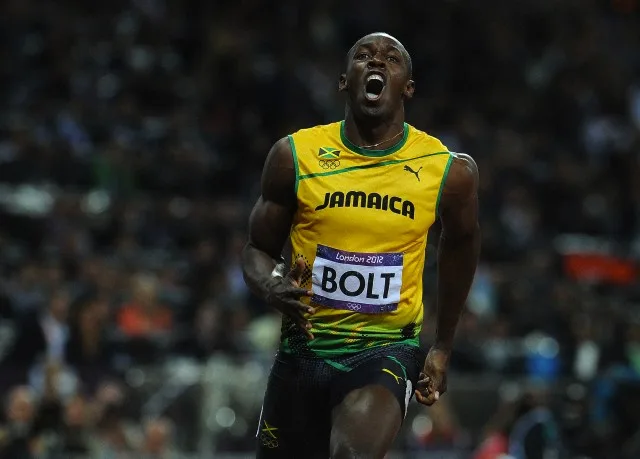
[415,153,480,406]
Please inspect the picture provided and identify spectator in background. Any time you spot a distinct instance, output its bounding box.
[9,289,70,375]
[142,417,175,458]
[567,313,603,381]
[0,0,637,455]
[508,390,562,459]
[117,273,172,338]
[5,262,47,315]
[473,384,565,459]
[58,394,93,456]
[559,384,600,458]
[0,386,37,459]
[619,320,640,375]
[89,381,126,426]
[66,295,114,384]
[414,400,468,452]
[188,299,226,358]
[94,402,136,457]
[91,382,140,459]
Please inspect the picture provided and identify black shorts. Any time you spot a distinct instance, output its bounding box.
[255,344,425,458]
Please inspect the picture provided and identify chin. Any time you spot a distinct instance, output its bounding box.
[356,100,392,119]
[360,106,387,118]
[347,90,395,119]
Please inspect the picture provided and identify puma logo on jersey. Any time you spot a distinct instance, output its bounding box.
[382,368,404,384]
[403,165,422,182]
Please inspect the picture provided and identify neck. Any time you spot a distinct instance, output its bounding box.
[343,106,405,149]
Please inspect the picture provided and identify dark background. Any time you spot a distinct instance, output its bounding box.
[0,0,639,457]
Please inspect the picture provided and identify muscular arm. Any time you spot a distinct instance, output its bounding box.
[241,137,297,300]
[434,153,481,352]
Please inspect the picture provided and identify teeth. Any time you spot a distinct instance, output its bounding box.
[367,74,384,82]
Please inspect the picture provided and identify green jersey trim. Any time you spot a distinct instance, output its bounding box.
[340,121,409,157]
[323,359,352,372]
[279,337,420,359]
[298,151,450,181]
[435,153,454,216]
[288,135,300,194]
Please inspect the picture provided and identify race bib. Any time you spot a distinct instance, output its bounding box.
[311,245,403,314]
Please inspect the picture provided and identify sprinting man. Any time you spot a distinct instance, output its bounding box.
[242,32,480,458]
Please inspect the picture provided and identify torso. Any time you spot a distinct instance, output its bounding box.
[284,121,452,358]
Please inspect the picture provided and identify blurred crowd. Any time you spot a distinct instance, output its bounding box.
[0,0,639,457]
[0,375,176,458]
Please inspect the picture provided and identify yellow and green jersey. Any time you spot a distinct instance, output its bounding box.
[282,120,453,358]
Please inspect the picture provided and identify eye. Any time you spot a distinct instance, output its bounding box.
[355,52,370,60]
[387,55,400,63]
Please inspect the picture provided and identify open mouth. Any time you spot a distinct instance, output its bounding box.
[364,73,385,101]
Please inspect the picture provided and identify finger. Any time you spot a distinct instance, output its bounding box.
[286,258,306,286]
[414,390,432,406]
[414,389,438,406]
[285,305,314,330]
[285,299,316,315]
[291,315,314,340]
[416,376,431,391]
[420,372,438,391]
[284,287,314,298]
[427,379,442,398]
[300,322,314,340]
[288,311,313,340]
[286,306,309,323]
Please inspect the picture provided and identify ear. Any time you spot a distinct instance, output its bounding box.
[338,74,347,92]
[403,79,415,100]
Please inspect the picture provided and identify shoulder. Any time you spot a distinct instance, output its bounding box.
[291,121,341,136]
[261,137,297,204]
[289,121,342,145]
[271,121,341,167]
[446,153,479,191]
[265,137,294,168]
[439,152,478,212]
[405,124,450,154]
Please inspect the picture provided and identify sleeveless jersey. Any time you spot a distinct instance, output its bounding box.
[282,120,453,359]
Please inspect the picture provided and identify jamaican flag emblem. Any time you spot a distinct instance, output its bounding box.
[319,147,340,158]
[318,147,340,169]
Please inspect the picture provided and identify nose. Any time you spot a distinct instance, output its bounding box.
[366,54,386,69]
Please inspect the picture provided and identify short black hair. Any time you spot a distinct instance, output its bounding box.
[346,33,413,77]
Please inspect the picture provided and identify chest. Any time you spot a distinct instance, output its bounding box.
[296,163,439,243]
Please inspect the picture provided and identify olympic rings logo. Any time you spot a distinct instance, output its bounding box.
[260,434,279,449]
[319,159,340,170]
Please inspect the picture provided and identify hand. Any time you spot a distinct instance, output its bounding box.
[415,347,450,406]
[265,258,315,339]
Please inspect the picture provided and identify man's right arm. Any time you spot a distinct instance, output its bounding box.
[241,138,314,336]
[242,137,297,299]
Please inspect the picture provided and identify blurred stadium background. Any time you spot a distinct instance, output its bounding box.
[0,0,639,458]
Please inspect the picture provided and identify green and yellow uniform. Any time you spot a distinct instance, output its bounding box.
[284,121,452,359]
